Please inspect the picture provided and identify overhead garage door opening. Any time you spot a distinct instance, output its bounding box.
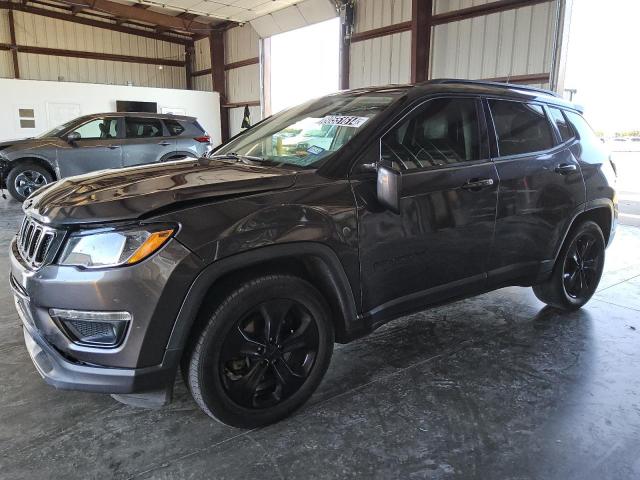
[269,17,340,114]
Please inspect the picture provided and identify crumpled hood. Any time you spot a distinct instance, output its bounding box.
[24,159,298,226]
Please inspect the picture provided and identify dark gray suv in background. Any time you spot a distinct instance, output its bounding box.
[0,112,211,201]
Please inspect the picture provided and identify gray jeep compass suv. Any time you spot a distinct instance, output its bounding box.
[9,80,617,428]
[0,112,211,201]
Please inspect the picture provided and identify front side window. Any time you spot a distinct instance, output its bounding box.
[125,117,163,138]
[489,100,555,156]
[548,107,574,142]
[382,97,481,170]
[71,118,118,140]
[215,90,405,169]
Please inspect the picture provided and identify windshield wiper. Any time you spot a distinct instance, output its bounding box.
[208,152,266,165]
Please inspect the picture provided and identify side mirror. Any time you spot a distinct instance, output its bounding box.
[66,131,81,143]
[377,162,401,213]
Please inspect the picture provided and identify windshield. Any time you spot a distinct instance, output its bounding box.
[216,90,405,168]
[37,118,83,138]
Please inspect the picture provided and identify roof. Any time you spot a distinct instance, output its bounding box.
[81,112,196,121]
[341,79,581,113]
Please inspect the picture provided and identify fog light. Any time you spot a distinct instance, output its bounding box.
[49,309,131,347]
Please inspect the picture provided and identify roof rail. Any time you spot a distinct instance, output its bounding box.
[422,78,562,98]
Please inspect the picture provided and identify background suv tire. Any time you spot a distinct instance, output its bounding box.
[7,161,53,202]
[533,220,606,310]
[185,274,334,428]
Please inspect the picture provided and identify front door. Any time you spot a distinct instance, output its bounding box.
[353,97,498,322]
[484,99,585,285]
[121,116,176,167]
[56,117,123,177]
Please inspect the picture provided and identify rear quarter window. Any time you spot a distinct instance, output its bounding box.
[164,119,186,136]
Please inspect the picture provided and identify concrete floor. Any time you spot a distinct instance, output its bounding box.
[2,197,640,480]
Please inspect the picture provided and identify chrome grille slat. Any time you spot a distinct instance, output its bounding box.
[16,216,63,269]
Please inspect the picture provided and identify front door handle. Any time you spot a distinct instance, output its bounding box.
[158,141,172,147]
[461,178,494,190]
[555,163,577,174]
[107,145,120,150]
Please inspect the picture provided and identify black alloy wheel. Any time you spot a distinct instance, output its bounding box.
[220,298,320,409]
[562,231,603,300]
[185,274,334,428]
[533,220,605,310]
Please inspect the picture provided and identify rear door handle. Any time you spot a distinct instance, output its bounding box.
[461,178,494,190]
[158,141,172,147]
[555,163,577,174]
[107,145,120,150]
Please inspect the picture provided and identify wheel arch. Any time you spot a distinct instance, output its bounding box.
[166,243,362,355]
[7,156,58,180]
[554,201,614,263]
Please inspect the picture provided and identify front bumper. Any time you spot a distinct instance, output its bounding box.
[10,234,202,394]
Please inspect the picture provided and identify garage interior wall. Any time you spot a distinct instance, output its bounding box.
[192,24,262,139]
[0,9,186,88]
[348,0,560,90]
[431,0,556,89]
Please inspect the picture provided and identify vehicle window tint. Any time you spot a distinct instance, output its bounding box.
[564,111,603,150]
[548,107,574,142]
[125,117,163,138]
[164,119,185,136]
[71,118,118,140]
[489,100,555,156]
[382,98,481,170]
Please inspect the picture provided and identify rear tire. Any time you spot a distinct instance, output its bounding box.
[533,220,605,310]
[7,162,53,202]
[186,274,334,428]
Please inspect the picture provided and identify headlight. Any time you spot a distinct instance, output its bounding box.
[58,225,175,268]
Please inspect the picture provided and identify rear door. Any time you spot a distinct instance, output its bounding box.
[121,116,176,167]
[485,98,585,285]
[353,96,499,318]
[56,117,123,177]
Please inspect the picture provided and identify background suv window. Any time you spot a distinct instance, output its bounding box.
[382,98,481,170]
[71,118,118,140]
[164,119,185,136]
[489,100,555,156]
[125,117,163,138]
[548,107,574,142]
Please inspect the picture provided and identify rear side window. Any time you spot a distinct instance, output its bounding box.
[125,117,163,138]
[489,100,555,156]
[382,97,481,170]
[164,119,185,136]
[548,107,574,142]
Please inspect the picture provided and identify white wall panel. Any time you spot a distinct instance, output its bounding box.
[226,23,260,63]
[350,31,411,88]
[7,10,186,88]
[354,0,412,32]
[430,2,557,82]
[227,64,260,103]
[193,37,211,72]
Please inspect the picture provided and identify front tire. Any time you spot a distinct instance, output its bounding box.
[7,162,53,201]
[533,220,605,310]
[186,275,334,428]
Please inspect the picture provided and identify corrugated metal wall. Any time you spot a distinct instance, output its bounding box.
[431,0,556,88]
[0,10,186,89]
[192,24,262,138]
[349,0,557,89]
[226,24,262,137]
[0,10,14,78]
[350,0,412,88]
